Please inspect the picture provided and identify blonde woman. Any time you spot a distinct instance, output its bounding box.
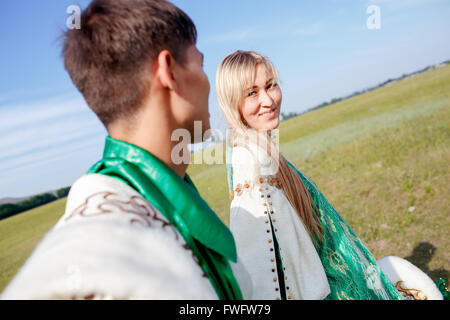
[216,50,446,300]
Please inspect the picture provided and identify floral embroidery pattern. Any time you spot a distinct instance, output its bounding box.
[65,191,207,275]
[230,175,282,199]
[327,249,349,276]
[336,290,354,300]
[395,280,427,300]
[66,191,178,239]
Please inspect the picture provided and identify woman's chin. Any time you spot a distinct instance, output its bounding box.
[262,118,279,131]
[247,117,280,131]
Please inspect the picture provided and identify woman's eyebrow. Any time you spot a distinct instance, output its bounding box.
[246,78,275,91]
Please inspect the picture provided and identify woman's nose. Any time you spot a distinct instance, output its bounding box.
[259,89,273,107]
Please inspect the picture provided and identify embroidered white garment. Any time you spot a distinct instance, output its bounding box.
[1,174,246,300]
[229,141,331,300]
[377,256,443,300]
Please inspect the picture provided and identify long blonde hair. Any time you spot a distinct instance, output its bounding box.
[216,50,323,244]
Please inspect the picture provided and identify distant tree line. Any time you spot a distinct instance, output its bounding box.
[0,186,70,221]
[280,111,300,121]
[280,60,450,122]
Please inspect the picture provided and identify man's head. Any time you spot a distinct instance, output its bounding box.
[63,0,210,139]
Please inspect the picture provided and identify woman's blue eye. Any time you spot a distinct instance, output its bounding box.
[248,91,257,97]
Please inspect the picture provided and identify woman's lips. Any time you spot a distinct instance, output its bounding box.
[259,109,276,119]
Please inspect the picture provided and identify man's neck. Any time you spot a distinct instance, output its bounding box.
[108,106,190,179]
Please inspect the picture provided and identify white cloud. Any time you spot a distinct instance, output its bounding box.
[0,94,90,132]
[0,93,106,181]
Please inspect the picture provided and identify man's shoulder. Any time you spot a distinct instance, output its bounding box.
[1,173,217,299]
[57,174,163,229]
[66,173,138,208]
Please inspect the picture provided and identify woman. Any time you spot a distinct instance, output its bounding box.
[215,50,445,300]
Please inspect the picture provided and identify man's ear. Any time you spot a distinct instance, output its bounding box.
[155,50,178,91]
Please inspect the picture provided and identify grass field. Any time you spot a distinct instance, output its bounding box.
[0,198,67,291]
[1,64,449,293]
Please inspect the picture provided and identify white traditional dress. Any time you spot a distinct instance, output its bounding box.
[227,139,444,300]
[229,141,330,300]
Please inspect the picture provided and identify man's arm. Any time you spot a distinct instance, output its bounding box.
[1,174,217,300]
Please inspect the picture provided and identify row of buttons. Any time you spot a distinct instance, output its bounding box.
[260,183,292,300]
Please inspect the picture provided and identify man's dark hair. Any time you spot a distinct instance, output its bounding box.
[63,0,197,127]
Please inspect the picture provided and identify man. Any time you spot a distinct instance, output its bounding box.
[1,0,249,299]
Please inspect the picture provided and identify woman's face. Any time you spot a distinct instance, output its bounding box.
[238,63,282,130]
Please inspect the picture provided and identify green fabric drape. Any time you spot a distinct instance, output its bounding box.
[87,136,243,300]
[286,159,404,300]
[436,278,449,300]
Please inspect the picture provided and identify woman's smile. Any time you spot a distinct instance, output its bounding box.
[258,108,277,119]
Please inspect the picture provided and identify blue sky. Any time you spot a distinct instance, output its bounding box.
[0,0,449,198]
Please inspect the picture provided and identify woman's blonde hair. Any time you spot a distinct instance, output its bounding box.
[216,50,323,244]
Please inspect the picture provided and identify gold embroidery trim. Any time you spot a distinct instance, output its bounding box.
[229,175,282,200]
[395,280,427,300]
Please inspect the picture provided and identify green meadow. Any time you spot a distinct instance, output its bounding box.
[1,65,449,292]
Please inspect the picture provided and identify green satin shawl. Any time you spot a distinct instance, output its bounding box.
[286,159,404,300]
[87,136,243,300]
